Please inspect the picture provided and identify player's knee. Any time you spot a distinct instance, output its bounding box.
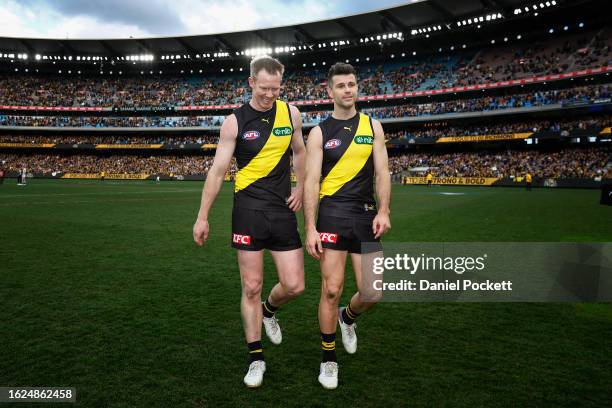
[283,280,305,298]
[322,282,342,302]
[242,279,263,299]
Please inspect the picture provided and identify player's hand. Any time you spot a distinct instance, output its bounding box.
[193,218,210,246]
[372,211,391,239]
[306,227,323,260]
[287,186,303,212]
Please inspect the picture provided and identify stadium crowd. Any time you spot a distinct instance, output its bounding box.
[2,146,608,179]
[437,29,611,87]
[0,153,230,176]
[0,115,223,128]
[0,29,609,108]
[303,83,611,124]
[388,147,611,179]
[384,116,610,141]
[2,83,609,129]
[1,115,609,146]
[0,134,218,145]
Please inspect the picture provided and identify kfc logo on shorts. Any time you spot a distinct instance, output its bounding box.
[243,131,260,141]
[319,232,338,244]
[324,139,342,149]
[233,233,252,245]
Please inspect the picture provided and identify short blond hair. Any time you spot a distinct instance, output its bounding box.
[250,55,284,78]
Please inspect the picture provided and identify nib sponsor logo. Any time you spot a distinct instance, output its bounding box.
[354,135,373,145]
[319,232,338,243]
[232,233,252,245]
[272,126,292,136]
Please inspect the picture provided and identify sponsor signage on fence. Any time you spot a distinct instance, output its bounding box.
[0,143,55,148]
[62,173,150,179]
[404,177,499,186]
[437,133,533,143]
[95,144,163,149]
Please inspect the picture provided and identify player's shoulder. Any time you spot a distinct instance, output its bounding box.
[287,103,301,115]
[220,113,238,135]
[367,115,381,127]
[285,102,302,122]
[367,116,383,135]
[223,113,237,125]
[308,124,323,139]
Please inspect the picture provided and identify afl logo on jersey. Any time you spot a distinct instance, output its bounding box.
[242,131,260,141]
[324,139,342,149]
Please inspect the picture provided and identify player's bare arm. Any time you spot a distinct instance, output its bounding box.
[193,114,238,246]
[303,125,324,259]
[287,105,306,212]
[371,119,391,239]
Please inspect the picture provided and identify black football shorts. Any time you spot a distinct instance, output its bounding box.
[231,207,302,251]
[316,213,382,254]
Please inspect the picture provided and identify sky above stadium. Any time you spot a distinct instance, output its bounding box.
[0,0,418,39]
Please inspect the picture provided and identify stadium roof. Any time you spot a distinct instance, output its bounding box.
[0,0,583,57]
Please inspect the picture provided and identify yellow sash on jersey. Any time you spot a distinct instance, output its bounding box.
[235,100,293,192]
[320,113,373,198]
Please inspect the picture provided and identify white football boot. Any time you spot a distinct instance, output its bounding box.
[318,361,339,389]
[243,360,266,388]
[262,314,282,345]
[338,307,357,354]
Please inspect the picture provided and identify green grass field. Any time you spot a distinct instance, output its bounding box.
[1,179,611,407]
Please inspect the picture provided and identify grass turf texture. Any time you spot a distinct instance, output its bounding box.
[1,179,611,407]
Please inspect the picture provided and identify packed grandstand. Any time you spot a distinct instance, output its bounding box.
[0,0,610,186]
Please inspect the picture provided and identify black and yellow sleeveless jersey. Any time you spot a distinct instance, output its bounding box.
[318,112,377,218]
[233,99,294,211]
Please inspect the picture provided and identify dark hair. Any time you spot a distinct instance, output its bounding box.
[327,62,357,85]
[250,55,285,77]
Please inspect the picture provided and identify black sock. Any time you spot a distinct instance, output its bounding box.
[321,332,337,362]
[262,298,278,318]
[248,341,264,363]
[341,303,360,325]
